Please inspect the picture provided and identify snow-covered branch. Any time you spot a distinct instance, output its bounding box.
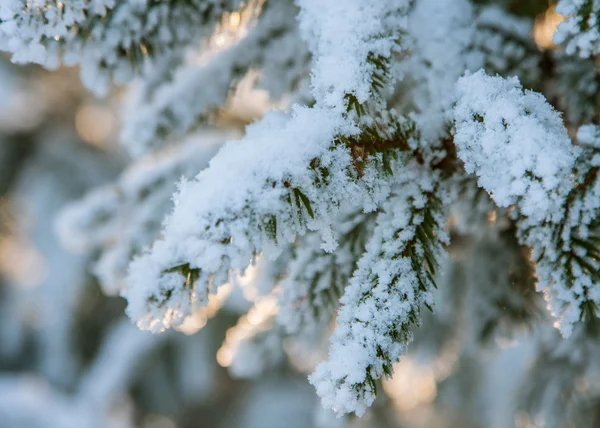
[555,0,600,58]
[310,165,448,415]
[0,0,242,93]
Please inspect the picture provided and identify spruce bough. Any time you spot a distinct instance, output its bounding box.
[5,0,600,420]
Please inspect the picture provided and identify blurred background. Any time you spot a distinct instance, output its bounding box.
[0,2,594,428]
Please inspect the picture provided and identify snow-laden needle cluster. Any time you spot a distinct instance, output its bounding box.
[4,0,600,419]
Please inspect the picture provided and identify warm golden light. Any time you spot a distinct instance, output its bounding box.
[75,104,115,147]
[174,283,232,335]
[533,6,565,50]
[236,260,262,302]
[206,0,265,54]
[216,295,278,367]
[229,11,241,29]
[0,235,47,289]
[382,358,437,412]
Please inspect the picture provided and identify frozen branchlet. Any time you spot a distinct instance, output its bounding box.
[277,208,374,335]
[555,0,600,58]
[296,0,409,110]
[0,0,243,94]
[310,166,447,415]
[552,52,600,126]
[454,70,577,222]
[124,0,414,333]
[57,135,223,295]
[8,0,600,423]
[124,108,413,332]
[453,70,600,336]
[529,125,600,336]
[120,0,309,157]
[123,107,352,331]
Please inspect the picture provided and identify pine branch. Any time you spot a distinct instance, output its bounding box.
[0,0,244,93]
[310,167,448,415]
[555,0,600,58]
[452,70,600,335]
[124,0,419,330]
[120,0,307,156]
[57,140,219,296]
[520,125,600,334]
[551,52,600,126]
[125,106,425,331]
[474,6,542,89]
[454,70,600,335]
[278,209,375,334]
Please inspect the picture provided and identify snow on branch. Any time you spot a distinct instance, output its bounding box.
[277,208,374,335]
[120,0,307,157]
[454,70,576,222]
[453,70,600,336]
[124,108,419,332]
[399,0,540,144]
[0,0,242,94]
[57,136,222,295]
[528,125,600,336]
[124,1,414,332]
[555,0,600,58]
[296,0,409,111]
[123,107,354,331]
[310,166,447,415]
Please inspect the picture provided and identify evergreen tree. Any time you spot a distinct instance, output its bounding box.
[3,0,600,426]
